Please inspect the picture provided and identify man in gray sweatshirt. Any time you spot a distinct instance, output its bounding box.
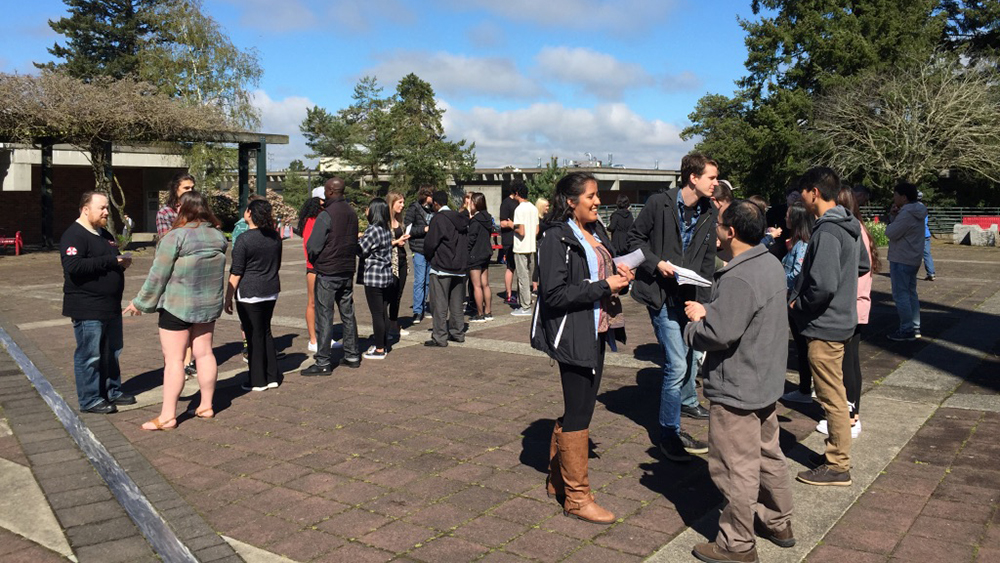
[684,200,794,563]
[885,182,927,341]
[789,167,870,488]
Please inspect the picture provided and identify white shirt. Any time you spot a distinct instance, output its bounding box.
[513,201,539,254]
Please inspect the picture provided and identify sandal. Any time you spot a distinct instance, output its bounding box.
[195,407,214,419]
[141,417,176,431]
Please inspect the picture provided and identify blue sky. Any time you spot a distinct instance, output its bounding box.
[0,0,760,170]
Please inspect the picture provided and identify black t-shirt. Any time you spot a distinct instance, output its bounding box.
[60,221,124,320]
[231,228,282,299]
[499,197,518,246]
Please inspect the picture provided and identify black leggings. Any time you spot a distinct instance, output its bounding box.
[790,316,812,394]
[235,300,278,387]
[559,341,606,432]
[385,278,405,322]
[843,326,862,417]
[365,285,390,350]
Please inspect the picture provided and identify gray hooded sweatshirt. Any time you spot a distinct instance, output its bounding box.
[789,205,871,342]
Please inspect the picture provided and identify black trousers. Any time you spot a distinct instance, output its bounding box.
[790,314,812,394]
[385,278,404,323]
[559,340,606,432]
[843,326,862,416]
[236,300,278,387]
[364,285,390,349]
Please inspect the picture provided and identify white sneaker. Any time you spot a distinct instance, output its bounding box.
[816,419,862,438]
[266,381,279,389]
[241,382,268,392]
[398,328,410,336]
[781,389,814,404]
[308,341,318,353]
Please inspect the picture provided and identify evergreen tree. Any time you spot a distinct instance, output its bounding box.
[526,157,565,202]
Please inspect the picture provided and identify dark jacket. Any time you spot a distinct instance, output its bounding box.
[60,221,124,320]
[789,205,871,341]
[425,208,470,275]
[530,221,622,369]
[403,201,433,255]
[627,187,718,308]
[608,208,634,255]
[467,211,496,267]
[684,245,788,410]
[307,196,359,277]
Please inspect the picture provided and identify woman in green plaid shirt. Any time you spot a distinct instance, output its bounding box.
[125,191,228,430]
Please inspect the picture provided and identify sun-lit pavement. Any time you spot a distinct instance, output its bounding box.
[0,238,996,562]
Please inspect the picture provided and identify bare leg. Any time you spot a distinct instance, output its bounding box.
[190,322,217,417]
[504,268,514,300]
[306,272,317,345]
[471,268,486,316]
[146,327,187,429]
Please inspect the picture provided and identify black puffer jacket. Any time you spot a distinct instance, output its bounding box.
[425,209,470,275]
[467,211,496,267]
[530,221,625,369]
[608,208,634,255]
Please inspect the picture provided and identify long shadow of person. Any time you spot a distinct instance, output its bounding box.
[519,418,599,478]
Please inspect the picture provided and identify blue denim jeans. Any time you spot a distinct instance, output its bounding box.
[412,252,430,316]
[648,303,701,439]
[72,317,124,410]
[890,261,921,334]
[923,237,935,277]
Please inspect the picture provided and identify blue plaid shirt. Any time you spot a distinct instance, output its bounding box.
[677,192,702,253]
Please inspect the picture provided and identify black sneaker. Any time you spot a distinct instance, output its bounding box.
[413,313,424,325]
[887,330,917,342]
[301,364,332,376]
[659,434,692,462]
[679,431,709,455]
[184,361,197,377]
[339,357,361,369]
[81,399,118,414]
[925,274,935,281]
[796,464,852,487]
[469,315,487,323]
[424,339,447,347]
[681,404,709,419]
[112,393,137,405]
[483,313,494,321]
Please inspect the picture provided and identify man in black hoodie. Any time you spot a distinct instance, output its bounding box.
[404,186,435,324]
[423,191,470,347]
[789,167,870,487]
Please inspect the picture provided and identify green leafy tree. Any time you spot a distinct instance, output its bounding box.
[280,159,311,211]
[35,0,158,79]
[526,157,565,202]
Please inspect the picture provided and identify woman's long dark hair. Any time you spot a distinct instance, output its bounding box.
[837,186,881,275]
[366,198,390,230]
[545,171,597,224]
[166,172,195,209]
[173,191,220,230]
[786,202,813,245]
[248,199,276,233]
[296,196,324,235]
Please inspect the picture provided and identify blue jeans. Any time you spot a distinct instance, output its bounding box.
[72,317,124,410]
[890,261,920,334]
[648,303,701,439]
[923,237,935,277]
[412,252,430,316]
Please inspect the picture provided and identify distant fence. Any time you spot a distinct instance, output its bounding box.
[598,205,1000,236]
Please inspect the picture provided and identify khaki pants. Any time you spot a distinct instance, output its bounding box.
[807,338,851,472]
[708,402,793,553]
[514,252,535,309]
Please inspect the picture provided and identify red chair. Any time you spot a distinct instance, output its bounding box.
[0,231,22,255]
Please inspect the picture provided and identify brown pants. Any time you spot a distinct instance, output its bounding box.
[807,338,851,472]
[708,402,793,553]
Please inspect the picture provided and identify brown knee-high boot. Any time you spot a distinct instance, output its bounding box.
[546,419,563,499]
[556,428,615,524]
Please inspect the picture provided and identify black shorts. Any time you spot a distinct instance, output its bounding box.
[158,309,194,331]
[504,246,516,271]
[306,267,315,274]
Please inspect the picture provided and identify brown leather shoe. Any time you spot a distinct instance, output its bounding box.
[759,522,796,547]
[692,542,759,563]
[557,429,615,525]
[546,420,564,499]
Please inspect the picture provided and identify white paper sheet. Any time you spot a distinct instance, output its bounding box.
[666,261,712,287]
[612,249,645,271]
[404,224,412,236]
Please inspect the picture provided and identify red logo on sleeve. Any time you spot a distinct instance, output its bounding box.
[66,247,78,256]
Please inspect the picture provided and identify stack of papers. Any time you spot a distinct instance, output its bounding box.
[666,261,712,287]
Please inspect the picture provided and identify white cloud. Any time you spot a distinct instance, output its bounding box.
[441,0,676,33]
[440,100,693,169]
[466,21,505,49]
[364,52,545,100]
[221,0,316,32]
[251,90,316,168]
[535,46,654,100]
[220,0,414,32]
[661,71,702,92]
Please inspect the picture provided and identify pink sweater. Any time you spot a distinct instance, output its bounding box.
[857,227,873,325]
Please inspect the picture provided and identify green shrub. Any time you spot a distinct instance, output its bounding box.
[865,220,889,247]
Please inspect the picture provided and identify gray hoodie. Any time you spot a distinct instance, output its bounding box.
[885,201,928,267]
[684,245,789,410]
[789,205,871,341]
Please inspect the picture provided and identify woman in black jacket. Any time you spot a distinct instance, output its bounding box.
[467,193,496,322]
[608,194,634,255]
[530,172,632,525]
